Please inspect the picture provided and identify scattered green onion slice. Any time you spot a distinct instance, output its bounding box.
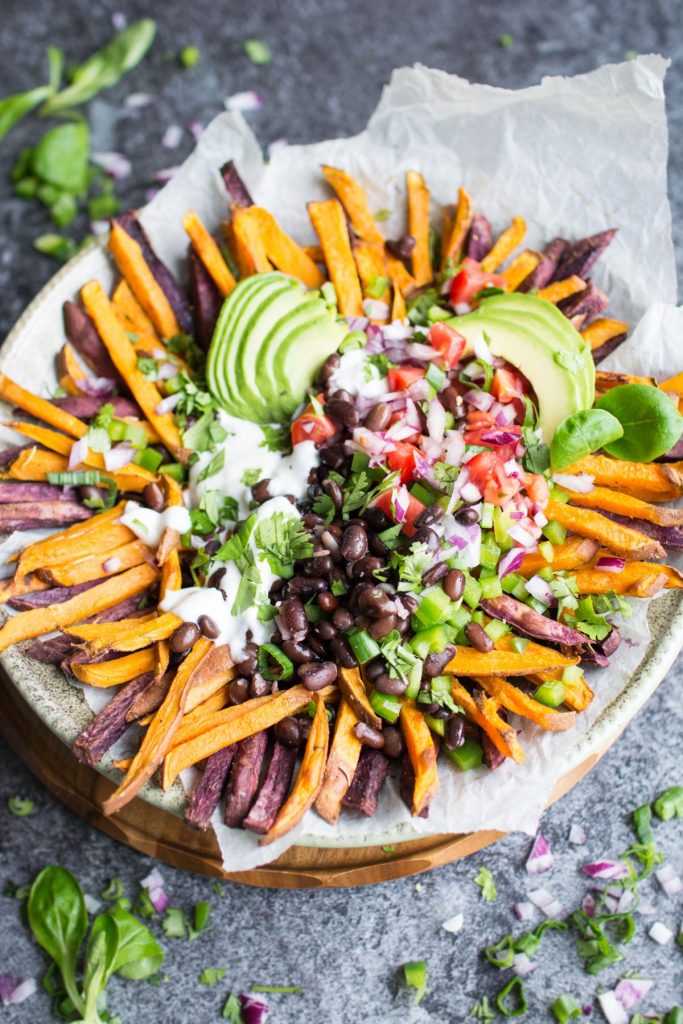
[495,977,527,1017]
[552,993,582,1022]
[258,643,294,681]
[243,39,271,65]
[402,960,427,1004]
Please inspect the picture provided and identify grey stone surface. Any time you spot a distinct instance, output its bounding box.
[0,0,682,1021]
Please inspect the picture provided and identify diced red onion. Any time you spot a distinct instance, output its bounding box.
[512,953,538,978]
[362,298,390,320]
[351,428,394,458]
[405,342,441,362]
[481,429,520,447]
[525,833,554,875]
[240,994,269,1024]
[346,316,369,332]
[413,453,441,491]
[513,901,535,922]
[510,525,537,549]
[636,898,656,917]
[188,119,204,140]
[149,887,170,913]
[595,556,626,574]
[156,393,182,415]
[655,863,683,897]
[0,976,36,1006]
[267,137,289,158]
[649,920,673,944]
[393,486,410,524]
[568,823,586,845]
[463,389,495,412]
[103,556,122,573]
[498,547,525,578]
[533,510,548,528]
[503,458,523,478]
[581,892,597,917]
[453,302,471,315]
[403,397,423,429]
[91,150,131,179]
[384,322,413,342]
[140,867,169,912]
[153,165,181,184]
[597,992,629,1024]
[613,979,653,1013]
[441,912,464,933]
[492,401,516,425]
[443,430,466,466]
[225,91,263,112]
[78,376,116,397]
[386,422,419,442]
[582,860,630,880]
[157,361,180,381]
[68,435,89,471]
[460,482,482,504]
[162,124,183,149]
[141,867,165,891]
[528,888,564,918]
[104,444,135,471]
[427,398,446,443]
[407,377,432,402]
[125,92,155,108]
[552,472,595,494]
[615,888,636,914]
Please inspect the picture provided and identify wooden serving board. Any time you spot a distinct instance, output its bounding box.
[0,668,615,888]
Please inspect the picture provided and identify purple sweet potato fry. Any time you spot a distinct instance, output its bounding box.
[188,247,223,350]
[116,212,194,335]
[0,445,33,470]
[594,627,622,659]
[9,579,99,611]
[550,229,617,283]
[657,436,683,462]
[223,731,269,828]
[590,332,628,365]
[52,395,140,420]
[0,482,77,503]
[220,160,254,208]
[598,510,683,551]
[464,213,493,261]
[0,501,92,534]
[28,634,75,664]
[185,745,236,831]
[62,300,123,384]
[72,672,155,767]
[344,746,390,818]
[480,595,589,648]
[518,237,568,292]
[243,740,298,835]
[557,281,609,326]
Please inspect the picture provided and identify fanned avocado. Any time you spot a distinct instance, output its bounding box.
[450,293,595,440]
[207,272,346,423]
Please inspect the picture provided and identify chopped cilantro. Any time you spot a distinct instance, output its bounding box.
[365,353,394,378]
[196,448,226,483]
[200,967,227,986]
[391,541,433,592]
[468,996,496,1022]
[243,38,271,64]
[366,274,389,298]
[222,994,244,1022]
[162,907,189,938]
[374,208,392,222]
[522,426,550,474]
[474,866,497,901]
[136,355,159,379]
[433,461,460,486]
[260,423,291,452]
[135,888,156,918]
[407,288,438,326]
[255,513,313,578]
[312,492,336,524]
[241,467,263,487]
[378,630,423,686]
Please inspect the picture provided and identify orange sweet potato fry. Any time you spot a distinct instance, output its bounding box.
[581,318,629,351]
[65,614,157,643]
[102,637,213,815]
[446,642,578,676]
[238,207,324,289]
[320,164,384,245]
[182,210,237,296]
[527,670,594,712]
[442,187,474,265]
[562,455,683,502]
[400,698,439,816]
[352,240,390,318]
[537,276,586,303]
[0,563,158,653]
[39,540,149,587]
[2,447,68,484]
[406,170,432,287]
[314,699,363,824]
[160,548,182,599]
[172,685,233,746]
[0,373,87,439]
[572,560,683,596]
[80,281,187,461]
[303,244,324,263]
[659,372,683,395]
[156,526,180,568]
[567,486,683,528]
[475,676,576,732]
[108,222,180,339]
[71,648,156,687]
[182,642,235,713]
[385,254,416,297]
[14,502,130,579]
[230,205,272,276]
[57,343,88,395]
[111,278,158,338]
[391,282,407,320]
[480,217,526,272]
[78,610,182,654]
[545,500,665,560]
[450,677,525,762]
[519,536,599,577]
[308,199,363,316]
[155,639,169,682]
[0,574,47,606]
[339,665,382,729]
[501,250,541,291]
[260,693,330,845]
[595,370,656,395]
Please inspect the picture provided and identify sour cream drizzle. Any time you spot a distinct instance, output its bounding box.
[120,501,192,547]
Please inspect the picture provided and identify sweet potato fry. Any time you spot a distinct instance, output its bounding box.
[446,642,578,676]
[111,279,158,338]
[224,731,269,827]
[182,210,237,296]
[475,676,576,732]
[303,244,324,263]
[71,648,156,687]
[595,370,656,394]
[80,280,186,461]
[660,372,683,395]
[519,536,599,577]
[442,187,473,265]
[230,206,272,276]
[320,164,384,245]
[154,639,169,682]
[545,500,665,560]
[572,560,683,596]
[352,240,390,316]
[343,747,390,816]
[260,693,330,845]
[480,217,526,272]
[339,665,382,729]
[1,447,68,483]
[568,486,683,528]
[185,745,236,831]
[102,637,213,815]
[0,563,158,652]
[162,684,337,788]
[57,343,88,396]
[450,677,524,762]
[176,683,230,733]
[188,248,223,351]
[41,540,149,587]
[391,282,407,320]
[406,170,432,287]
[108,222,181,339]
[243,741,299,835]
[13,502,131,581]
[308,199,363,316]
[65,613,157,644]
[315,699,363,824]
[79,611,181,654]
[160,549,182,599]
[168,694,272,748]
[563,455,683,502]
[0,373,87,439]
[63,300,123,383]
[581,317,629,351]
[537,276,585,303]
[400,698,439,816]
[501,250,541,291]
[385,254,416,297]
[237,207,324,289]
[72,672,155,767]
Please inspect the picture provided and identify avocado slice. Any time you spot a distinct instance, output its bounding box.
[450,293,595,440]
[207,271,346,423]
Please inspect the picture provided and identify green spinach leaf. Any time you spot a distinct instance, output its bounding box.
[28,866,88,1015]
[32,122,90,193]
[596,383,683,462]
[108,906,165,980]
[550,408,623,470]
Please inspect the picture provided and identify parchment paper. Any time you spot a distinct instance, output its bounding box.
[86,56,683,867]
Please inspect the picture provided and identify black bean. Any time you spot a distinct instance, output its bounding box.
[364,506,390,531]
[369,533,390,557]
[385,234,416,260]
[357,586,392,618]
[169,621,200,653]
[374,673,408,696]
[455,506,480,525]
[298,660,338,690]
[341,524,368,561]
[421,702,441,716]
[441,385,463,416]
[399,594,418,615]
[303,512,325,530]
[411,527,440,552]
[320,352,341,384]
[204,539,220,557]
[422,644,456,678]
[228,677,250,705]
[320,444,346,470]
[332,607,355,632]
[368,614,398,640]
[236,643,258,676]
[321,529,341,560]
[353,722,385,749]
[282,639,316,664]
[322,478,343,510]
[363,658,385,681]
[281,596,308,636]
[326,392,359,429]
[430,706,451,720]
[303,553,333,575]
[364,402,391,431]
[422,561,448,587]
[142,481,165,512]
[328,635,358,668]
[269,578,287,600]
[414,503,444,530]
[318,591,337,614]
[383,726,405,759]
[309,633,329,657]
[444,713,466,751]
[444,568,465,601]
[198,614,219,639]
[250,673,270,698]
[465,621,494,653]
[274,717,301,748]
[207,567,226,590]
[287,576,328,596]
[316,619,337,641]
[308,483,323,501]
[350,555,382,579]
[251,478,271,504]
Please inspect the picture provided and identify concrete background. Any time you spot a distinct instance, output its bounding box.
[0,0,682,1021]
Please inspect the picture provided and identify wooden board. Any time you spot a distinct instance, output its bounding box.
[0,667,614,888]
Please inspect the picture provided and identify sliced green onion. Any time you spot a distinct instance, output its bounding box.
[402,960,427,1005]
[484,935,515,969]
[347,629,381,664]
[534,680,565,707]
[33,232,76,262]
[552,994,581,1022]
[496,977,527,1017]
[45,470,117,508]
[653,785,683,821]
[445,737,483,771]
[257,644,294,681]
[369,689,401,724]
[243,38,271,64]
[251,985,303,994]
[7,796,35,817]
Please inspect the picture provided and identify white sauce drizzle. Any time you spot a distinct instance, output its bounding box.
[329,349,389,399]
[120,501,192,547]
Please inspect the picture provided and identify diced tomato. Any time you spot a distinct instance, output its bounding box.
[387,365,426,391]
[463,411,520,460]
[492,366,527,404]
[386,442,422,484]
[386,410,421,443]
[465,450,521,506]
[449,257,506,306]
[373,487,425,538]
[522,471,550,511]
[291,413,337,446]
[427,322,467,367]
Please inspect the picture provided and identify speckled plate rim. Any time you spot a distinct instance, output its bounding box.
[1,242,682,850]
